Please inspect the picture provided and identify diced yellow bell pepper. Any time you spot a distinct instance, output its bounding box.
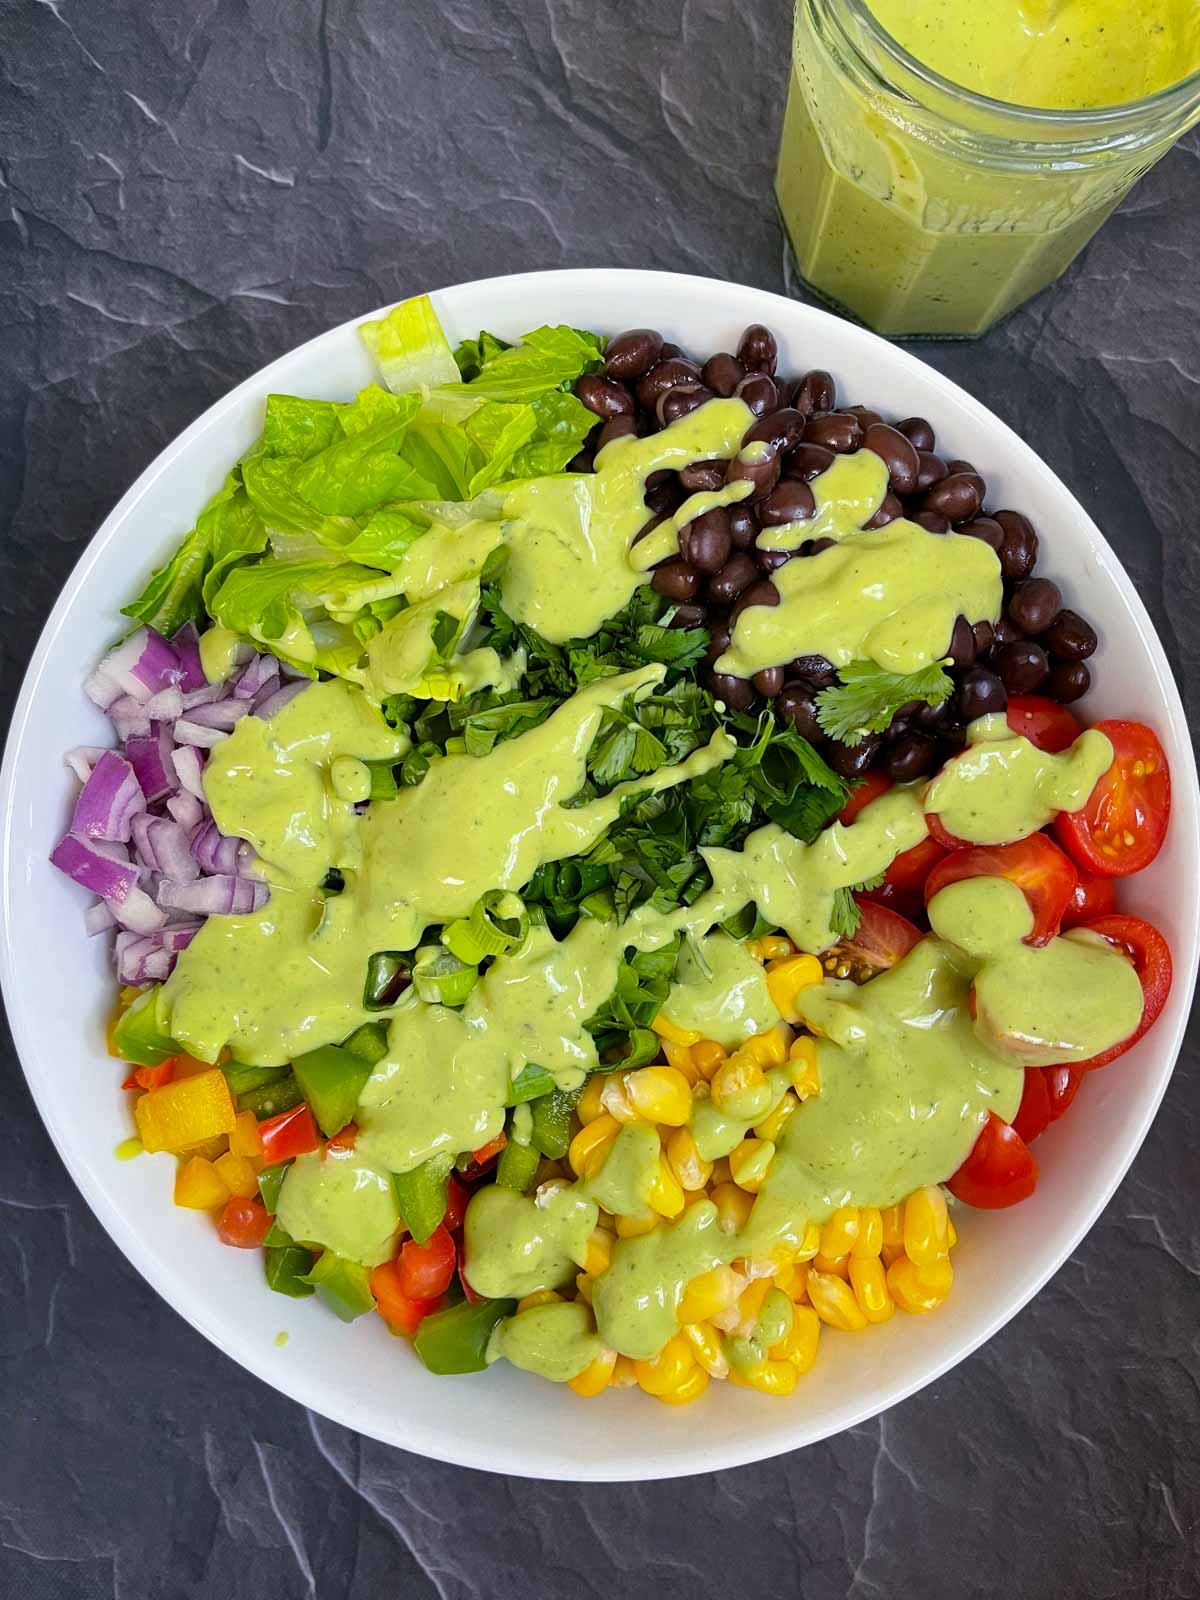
[228,1109,264,1159]
[214,1150,260,1199]
[134,1068,236,1155]
[173,1156,231,1211]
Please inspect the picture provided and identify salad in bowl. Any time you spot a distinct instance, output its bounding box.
[47,292,1176,1410]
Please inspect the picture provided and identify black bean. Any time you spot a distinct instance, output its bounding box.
[992,615,1022,649]
[956,666,1007,720]
[862,423,920,496]
[682,508,732,574]
[731,579,781,616]
[708,670,755,711]
[651,557,702,603]
[603,328,664,382]
[776,684,824,742]
[891,699,925,726]
[669,603,706,629]
[636,357,702,410]
[897,416,935,452]
[960,516,1004,554]
[828,735,882,779]
[946,615,977,669]
[705,618,733,660]
[644,475,684,515]
[791,653,838,689]
[737,324,778,375]
[1008,577,1061,635]
[760,479,817,526]
[772,379,798,408]
[728,505,758,550]
[793,369,836,417]
[659,341,687,361]
[800,536,837,557]
[735,373,779,417]
[914,511,950,534]
[1042,608,1097,661]
[946,459,977,477]
[575,373,635,419]
[726,441,781,501]
[915,452,948,495]
[915,699,949,730]
[658,382,712,426]
[596,415,637,452]
[758,548,795,573]
[744,407,805,455]
[565,448,594,473]
[753,666,785,697]
[993,639,1049,694]
[707,553,759,606]
[785,442,836,482]
[702,352,745,397]
[1047,660,1090,702]
[847,405,885,431]
[993,510,1039,579]
[865,492,903,529]
[804,412,863,454]
[923,472,984,523]
[679,458,728,493]
[886,733,938,782]
[941,719,968,749]
[972,619,995,656]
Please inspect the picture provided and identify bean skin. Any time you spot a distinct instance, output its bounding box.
[800,536,837,557]
[960,516,1004,554]
[793,369,837,417]
[651,557,702,603]
[603,329,664,381]
[669,603,706,629]
[897,417,935,452]
[848,405,885,431]
[790,653,838,688]
[972,619,995,656]
[804,412,863,454]
[707,553,759,606]
[702,352,745,397]
[636,357,702,410]
[785,442,836,482]
[737,324,778,375]
[705,618,733,661]
[708,671,755,711]
[758,548,796,573]
[991,616,1022,649]
[760,479,817,526]
[886,733,938,782]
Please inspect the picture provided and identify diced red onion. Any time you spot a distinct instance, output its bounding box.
[108,695,153,741]
[182,683,226,709]
[235,652,279,700]
[71,750,145,843]
[254,681,308,720]
[180,699,249,732]
[133,815,199,881]
[115,931,171,983]
[174,719,229,748]
[125,723,177,805]
[93,627,183,704]
[85,668,123,710]
[65,746,110,784]
[113,886,168,932]
[171,745,206,797]
[166,791,204,829]
[171,622,207,693]
[161,924,201,953]
[51,834,141,902]
[85,900,117,936]
[158,875,268,916]
[143,685,184,723]
[191,818,242,876]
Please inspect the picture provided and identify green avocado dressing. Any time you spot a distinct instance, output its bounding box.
[275,1146,402,1268]
[925,714,1113,845]
[661,931,781,1047]
[463,1182,598,1300]
[717,450,1002,679]
[487,1300,606,1383]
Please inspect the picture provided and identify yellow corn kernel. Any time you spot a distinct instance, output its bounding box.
[754,1089,799,1144]
[852,1205,883,1260]
[888,1255,954,1314]
[724,1274,772,1338]
[748,934,794,962]
[625,1065,693,1127]
[660,1038,701,1083]
[881,1202,905,1251]
[711,1181,755,1234]
[567,1346,617,1397]
[812,1251,850,1280]
[213,1151,259,1200]
[616,1210,659,1239]
[848,1256,895,1324]
[648,1153,686,1219]
[568,1113,620,1180]
[708,1155,732,1187]
[772,1303,821,1373]
[666,1126,712,1194]
[690,1039,727,1080]
[728,1137,775,1194]
[577,1076,607,1125]
[947,1217,958,1249]
[516,1289,562,1313]
[598,1075,637,1124]
[821,1205,860,1260]
[710,1052,765,1113]
[807,1269,869,1331]
[729,1359,798,1396]
[904,1185,950,1267]
[227,1110,264,1160]
[774,1261,808,1302]
[610,1355,639,1389]
[575,1272,594,1305]
[793,1222,821,1262]
[657,1364,711,1405]
[583,1227,614,1278]
[741,1029,788,1068]
[173,1155,230,1211]
[634,1333,696,1396]
[765,953,824,1022]
[682,1319,730,1378]
[678,1264,742,1324]
[787,1035,821,1099]
[651,1014,702,1047]
[134,1068,236,1155]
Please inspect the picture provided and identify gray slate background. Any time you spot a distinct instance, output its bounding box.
[2,1,1199,1594]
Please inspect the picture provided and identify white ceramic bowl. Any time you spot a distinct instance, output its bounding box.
[3,269,1196,1481]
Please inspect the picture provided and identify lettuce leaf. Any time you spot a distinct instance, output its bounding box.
[261,394,343,461]
[359,296,461,394]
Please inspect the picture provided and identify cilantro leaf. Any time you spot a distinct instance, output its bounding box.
[816,659,954,745]
[830,888,862,940]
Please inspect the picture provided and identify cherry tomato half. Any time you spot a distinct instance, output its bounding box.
[1073,914,1172,1070]
[838,770,892,826]
[1059,869,1117,930]
[925,811,967,851]
[947,1112,1038,1209]
[924,833,1078,947]
[1006,695,1082,754]
[1054,720,1170,878]
[824,896,924,983]
[1011,1067,1051,1144]
[216,1196,272,1249]
[1044,1064,1083,1121]
[862,835,948,923]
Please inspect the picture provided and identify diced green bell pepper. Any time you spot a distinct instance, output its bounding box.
[264,1244,315,1297]
[364,951,412,1010]
[496,1137,541,1193]
[112,988,178,1067]
[291,1044,372,1138]
[391,1154,454,1245]
[263,1219,293,1249]
[507,1062,555,1106]
[341,1021,391,1066]
[238,1072,304,1120]
[413,1297,516,1375]
[529,1088,578,1160]
[223,1062,290,1096]
[303,1251,376,1322]
[257,1161,291,1214]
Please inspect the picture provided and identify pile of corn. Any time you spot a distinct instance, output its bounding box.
[542,936,959,1404]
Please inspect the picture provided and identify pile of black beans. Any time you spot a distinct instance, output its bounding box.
[569,323,1099,782]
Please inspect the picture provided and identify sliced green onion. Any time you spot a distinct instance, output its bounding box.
[413,947,478,1006]
[507,1062,555,1106]
[364,760,400,800]
[579,889,615,923]
[363,951,411,1010]
[442,890,528,965]
[618,1027,660,1070]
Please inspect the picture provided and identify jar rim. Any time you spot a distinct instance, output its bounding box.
[843,0,1200,129]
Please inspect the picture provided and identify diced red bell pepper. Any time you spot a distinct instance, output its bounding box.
[397,1223,457,1300]
[443,1174,469,1232]
[123,1059,177,1091]
[369,1260,441,1337]
[325,1121,359,1153]
[258,1104,321,1163]
[216,1196,272,1249]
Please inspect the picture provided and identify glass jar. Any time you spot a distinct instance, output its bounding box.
[776,0,1200,338]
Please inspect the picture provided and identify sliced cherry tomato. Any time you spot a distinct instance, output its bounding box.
[1073,914,1172,1070]
[458,1132,508,1181]
[459,1266,487,1305]
[837,771,891,826]
[1044,1064,1083,1121]
[1059,870,1117,930]
[258,1103,321,1164]
[1011,1067,1052,1144]
[925,812,967,852]
[325,1122,358,1153]
[1054,720,1170,878]
[924,834,1078,947]
[826,896,923,983]
[1006,695,1082,754]
[369,1260,441,1336]
[216,1196,272,1249]
[397,1224,457,1300]
[866,834,950,920]
[947,1112,1038,1209]
[442,1174,469,1232]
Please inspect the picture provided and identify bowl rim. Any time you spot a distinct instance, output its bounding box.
[3,266,1196,1481]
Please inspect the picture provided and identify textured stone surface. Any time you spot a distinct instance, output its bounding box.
[2,0,1199,1594]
